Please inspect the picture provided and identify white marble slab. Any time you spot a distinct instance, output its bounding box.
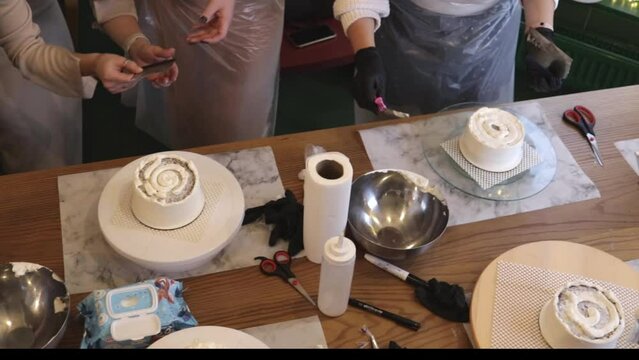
[243,316,327,349]
[614,138,639,176]
[59,147,285,294]
[359,102,600,226]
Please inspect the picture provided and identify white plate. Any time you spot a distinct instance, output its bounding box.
[148,326,269,349]
[98,151,245,273]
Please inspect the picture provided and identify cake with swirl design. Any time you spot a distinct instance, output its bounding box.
[539,281,625,348]
[458,107,525,172]
[131,154,205,229]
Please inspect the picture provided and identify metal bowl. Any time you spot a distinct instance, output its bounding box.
[0,263,70,348]
[348,169,449,260]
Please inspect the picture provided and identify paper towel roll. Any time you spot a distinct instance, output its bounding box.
[303,152,353,264]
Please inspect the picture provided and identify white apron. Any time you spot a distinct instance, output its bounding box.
[133,0,284,149]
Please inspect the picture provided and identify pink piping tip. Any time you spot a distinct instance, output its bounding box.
[374,96,388,113]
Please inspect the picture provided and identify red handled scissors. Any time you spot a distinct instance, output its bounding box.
[562,105,604,166]
[255,251,316,307]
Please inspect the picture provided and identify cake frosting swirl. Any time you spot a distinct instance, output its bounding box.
[131,154,205,230]
[458,107,525,172]
[539,281,624,348]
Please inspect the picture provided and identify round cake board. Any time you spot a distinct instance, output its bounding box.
[470,240,639,348]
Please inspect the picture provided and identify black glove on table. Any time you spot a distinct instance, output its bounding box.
[354,47,386,113]
[415,278,469,323]
[242,190,304,256]
[525,27,573,93]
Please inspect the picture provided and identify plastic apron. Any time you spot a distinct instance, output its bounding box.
[356,0,521,122]
[133,0,284,149]
[0,0,82,173]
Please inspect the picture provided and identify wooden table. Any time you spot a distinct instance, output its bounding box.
[1,85,639,348]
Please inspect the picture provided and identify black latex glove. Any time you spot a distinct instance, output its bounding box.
[525,27,572,93]
[415,278,469,323]
[354,47,386,113]
[242,190,304,256]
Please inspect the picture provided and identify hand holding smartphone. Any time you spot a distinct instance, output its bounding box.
[134,58,176,79]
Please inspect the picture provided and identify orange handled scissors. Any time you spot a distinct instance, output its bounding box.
[255,250,316,307]
[562,105,603,166]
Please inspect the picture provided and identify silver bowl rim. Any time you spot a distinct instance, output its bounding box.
[348,168,449,251]
[2,262,71,348]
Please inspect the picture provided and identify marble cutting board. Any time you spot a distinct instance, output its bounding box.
[59,146,287,294]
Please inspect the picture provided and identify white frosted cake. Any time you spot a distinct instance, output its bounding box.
[131,154,205,230]
[458,107,525,172]
[539,281,624,349]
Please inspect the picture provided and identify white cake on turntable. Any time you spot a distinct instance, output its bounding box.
[539,280,625,349]
[458,107,525,172]
[98,151,245,273]
[131,154,205,230]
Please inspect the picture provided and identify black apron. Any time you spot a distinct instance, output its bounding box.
[359,0,521,120]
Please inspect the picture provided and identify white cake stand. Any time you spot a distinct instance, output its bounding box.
[97,151,245,273]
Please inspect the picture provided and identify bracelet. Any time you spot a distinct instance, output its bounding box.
[123,32,150,58]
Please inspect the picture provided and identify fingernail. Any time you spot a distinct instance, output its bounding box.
[199,15,208,24]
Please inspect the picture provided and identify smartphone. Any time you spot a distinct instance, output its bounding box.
[136,58,176,78]
[288,25,336,48]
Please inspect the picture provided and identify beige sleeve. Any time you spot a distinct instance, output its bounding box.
[91,0,138,24]
[0,0,96,98]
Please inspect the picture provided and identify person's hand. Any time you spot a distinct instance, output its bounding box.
[186,0,235,44]
[525,27,572,92]
[93,54,142,94]
[354,47,386,113]
[128,39,179,88]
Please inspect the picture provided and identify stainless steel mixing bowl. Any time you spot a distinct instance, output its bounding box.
[0,262,70,348]
[348,169,449,260]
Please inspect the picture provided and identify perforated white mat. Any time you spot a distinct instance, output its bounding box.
[491,261,639,348]
[111,180,224,243]
[441,138,542,190]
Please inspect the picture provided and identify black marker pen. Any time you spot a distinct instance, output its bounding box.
[349,298,421,331]
[364,253,430,288]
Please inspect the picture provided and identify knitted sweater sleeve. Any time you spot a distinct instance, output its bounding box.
[333,0,390,34]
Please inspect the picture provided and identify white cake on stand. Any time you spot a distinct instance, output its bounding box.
[539,281,625,349]
[131,154,205,230]
[458,107,525,172]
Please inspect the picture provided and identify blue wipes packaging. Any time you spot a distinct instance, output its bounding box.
[78,277,197,348]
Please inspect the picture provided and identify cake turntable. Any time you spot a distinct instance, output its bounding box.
[97,151,245,273]
[423,106,557,201]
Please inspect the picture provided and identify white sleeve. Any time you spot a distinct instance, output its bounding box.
[333,0,390,34]
[91,0,138,24]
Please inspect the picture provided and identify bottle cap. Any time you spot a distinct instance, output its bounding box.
[106,283,161,341]
[324,235,356,264]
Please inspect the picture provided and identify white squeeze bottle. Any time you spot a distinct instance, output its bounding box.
[318,235,356,317]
